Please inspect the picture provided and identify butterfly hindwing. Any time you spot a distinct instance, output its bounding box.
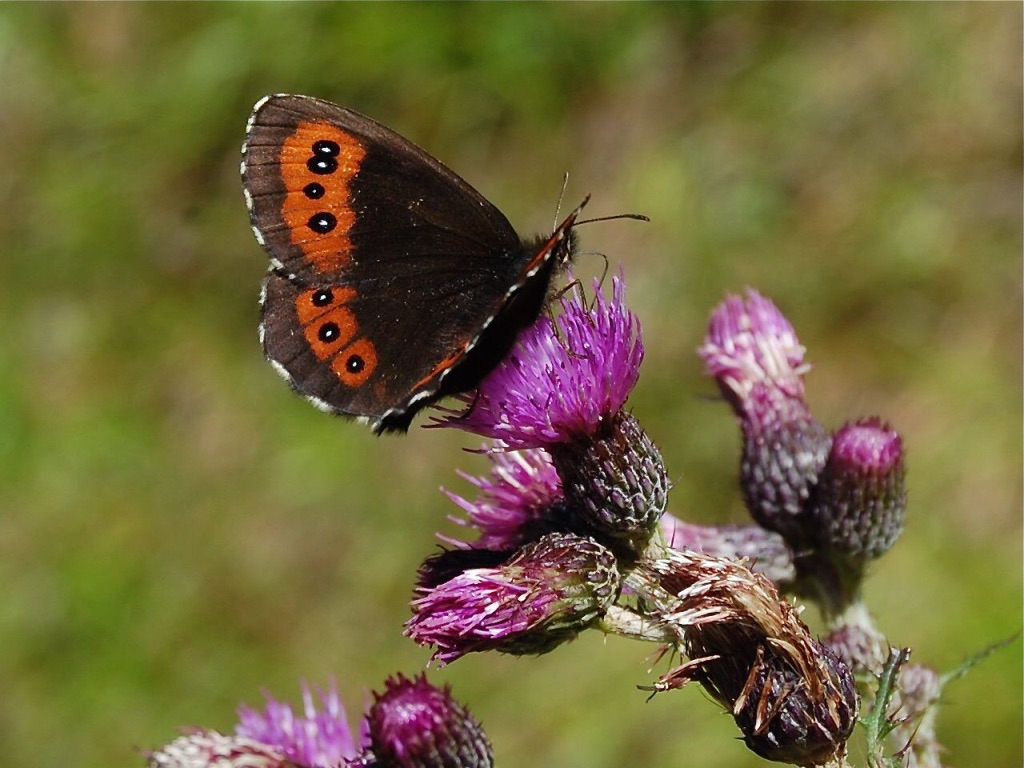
[259,248,555,432]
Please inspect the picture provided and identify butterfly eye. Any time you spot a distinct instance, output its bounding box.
[312,139,341,156]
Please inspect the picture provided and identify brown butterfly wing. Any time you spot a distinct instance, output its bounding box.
[242,95,520,282]
[243,95,573,432]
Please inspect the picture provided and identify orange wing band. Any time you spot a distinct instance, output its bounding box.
[280,123,366,275]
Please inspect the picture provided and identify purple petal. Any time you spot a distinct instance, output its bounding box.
[236,681,356,768]
[435,274,643,448]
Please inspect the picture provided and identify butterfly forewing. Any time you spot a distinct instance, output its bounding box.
[243,96,521,281]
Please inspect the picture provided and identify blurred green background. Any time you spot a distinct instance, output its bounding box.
[1,4,1020,767]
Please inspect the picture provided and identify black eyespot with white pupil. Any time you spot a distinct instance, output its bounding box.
[303,182,325,199]
[306,139,340,174]
[312,289,333,306]
[312,140,340,156]
[307,156,338,175]
[308,212,337,234]
[318,322,340,343]
[346,355,364,373]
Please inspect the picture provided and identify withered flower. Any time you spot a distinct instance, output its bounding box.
[633,551,857,766]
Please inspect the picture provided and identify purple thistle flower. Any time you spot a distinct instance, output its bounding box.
[152,677,494,768]
[361,674,493,768]
[699,290,831,546]
[699,289,809,410]
[435,274,643,449]
[442,447,566,551]
[237,680,357,768]
[406,533,620,664]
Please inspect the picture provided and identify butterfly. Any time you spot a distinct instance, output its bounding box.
[241,94,586,434]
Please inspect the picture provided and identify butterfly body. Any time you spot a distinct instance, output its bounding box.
[242,95,582,433]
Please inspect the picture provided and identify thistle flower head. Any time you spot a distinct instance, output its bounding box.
[700,291,831,544]
[699,289,809,425]
[236,680,356,768]
[361,674,493,768]
[435,274,643,449]
[442,447,566,552]
[155,677,494,768]
[406,533,620,664]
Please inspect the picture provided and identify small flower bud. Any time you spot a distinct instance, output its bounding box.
[147,730,299,768]
[890,662,944,768]
[406,533,620,664]
[362,674,493,768]
[699,290,831,546]
[809,418,906,560]
[549,410,669,558]
[821,602,889,674]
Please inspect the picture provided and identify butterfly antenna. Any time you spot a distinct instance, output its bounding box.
[565,203,641,298]
[575,211,650,227]
[552,171,571,232]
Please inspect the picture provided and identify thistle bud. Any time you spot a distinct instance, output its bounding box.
[660,513,796,585]
[809,418,906,561]
[890,663,944,768]
[406,533,620,664]
[699,290,831,546]
[548,410,669,558]
[362,674,493,768]
[740,415,832,546]
[821,602,889,674]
